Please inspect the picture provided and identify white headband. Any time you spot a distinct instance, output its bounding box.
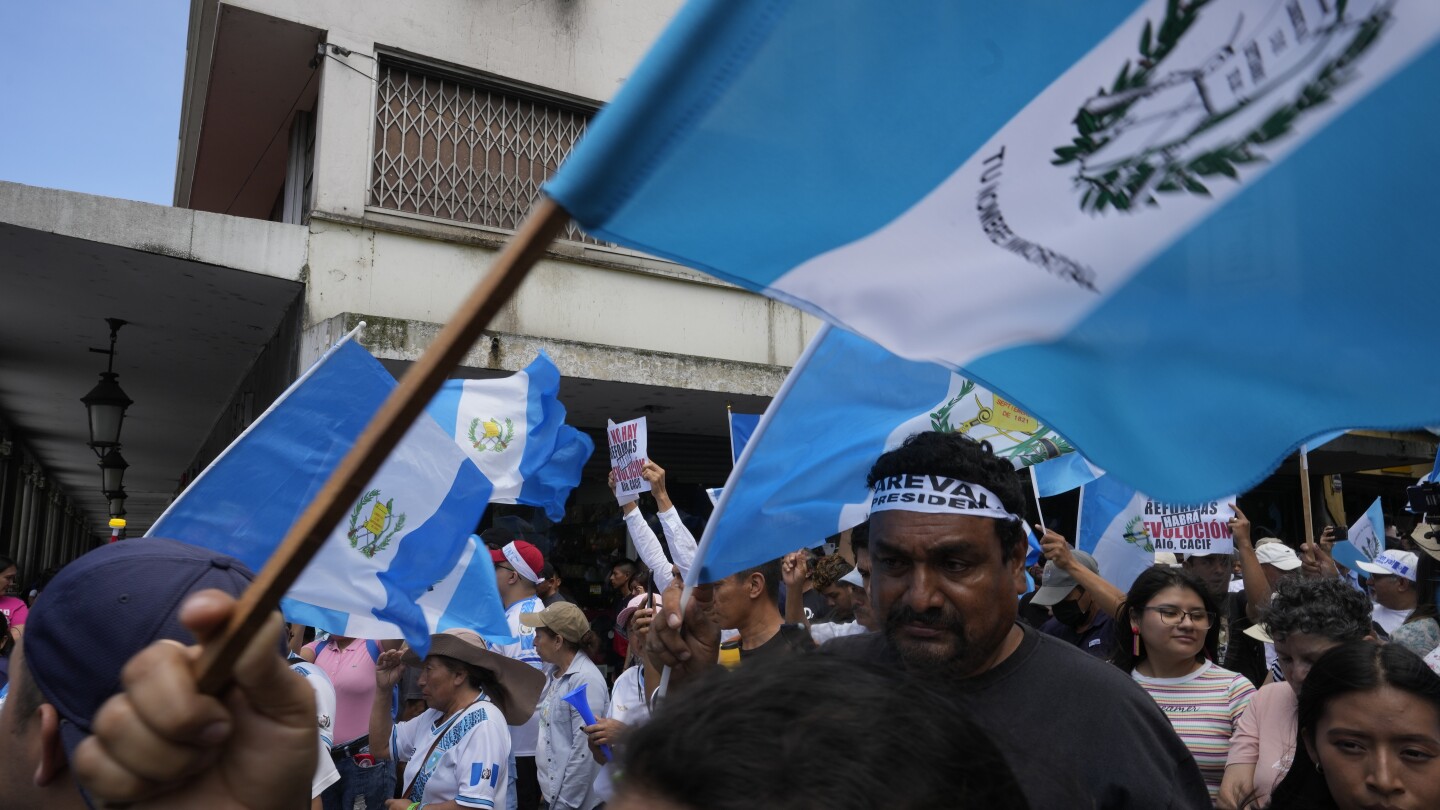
[502,542,543,584]
[869,476,1020,522]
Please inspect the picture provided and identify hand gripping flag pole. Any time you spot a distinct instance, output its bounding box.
[657,323,833,699]
[192,197,571,694]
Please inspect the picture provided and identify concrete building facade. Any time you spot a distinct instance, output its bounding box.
[1,0,816,588]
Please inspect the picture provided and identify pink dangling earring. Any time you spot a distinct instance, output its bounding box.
[1132,628,1141,657]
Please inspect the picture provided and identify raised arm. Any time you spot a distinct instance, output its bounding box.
[781,551,809,626]
[1038,526,1126,620]
[615,468,676,592]
[645,462,698,576]
[367,648,406,762]
[1229,505,1271,624]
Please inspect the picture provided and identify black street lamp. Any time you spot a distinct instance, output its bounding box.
[81,318,132,452]
[98,448,129,495]
[106,490,127,519]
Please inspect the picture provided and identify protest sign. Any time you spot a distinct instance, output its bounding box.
[1144,499,1237,556]
[608,417,649,503]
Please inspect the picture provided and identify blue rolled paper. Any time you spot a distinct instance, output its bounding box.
[562,682,612,761]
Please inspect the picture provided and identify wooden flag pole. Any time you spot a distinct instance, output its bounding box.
[194,197,571,693]
[1299,444,1316,549]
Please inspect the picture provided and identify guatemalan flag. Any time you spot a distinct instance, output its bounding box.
[690,325,1072,582]
[1076,474,1162,594]
[728,411,761,465]
[546,0,1440,503]
[149,331,502,655]
[1032,453,1106,498]
[426,352,593,521]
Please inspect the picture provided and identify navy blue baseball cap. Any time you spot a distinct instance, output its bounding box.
[21,537,256,759]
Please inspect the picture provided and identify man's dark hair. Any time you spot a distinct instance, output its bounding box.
[1262,576,1372,644]
[540,562,558,581]
[733,557,782,604]
[619,653,1027,809]
[479,527,515,550]
[866,432,1026,562]
[612,558,639,579]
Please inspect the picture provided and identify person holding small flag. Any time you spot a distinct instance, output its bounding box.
[369,629,545,810]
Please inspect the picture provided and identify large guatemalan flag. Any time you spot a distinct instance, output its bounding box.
[547,0,1440,503]
[148,332,539,653]
[426,353,594,522]
[689,325,1072,581]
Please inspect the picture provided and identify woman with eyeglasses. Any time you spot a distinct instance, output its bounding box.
[1115,566,1257,804]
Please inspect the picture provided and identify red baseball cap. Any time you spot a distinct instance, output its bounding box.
[491,540,545,583]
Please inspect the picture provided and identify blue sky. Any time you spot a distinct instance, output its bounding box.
[1,2,190,205]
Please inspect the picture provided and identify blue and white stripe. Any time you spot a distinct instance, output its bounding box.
[548,0,1440,503]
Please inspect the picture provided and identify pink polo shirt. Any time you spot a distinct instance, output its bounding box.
[1225,681,1298,804]
[307,638,380,745]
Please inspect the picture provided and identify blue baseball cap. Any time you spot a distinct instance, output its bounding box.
[21,537,256,759]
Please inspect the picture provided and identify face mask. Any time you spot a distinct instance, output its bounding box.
[1051,597,1089,629]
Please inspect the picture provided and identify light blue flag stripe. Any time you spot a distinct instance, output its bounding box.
[151,334,508,655]
[373,461,491,646]
[549,0,1136,281]
[435,536,519,644]
[548,0,1440,505]
[1077,474,1155,593]
[694,326,952,581]
[966,41,1440,502]
[149,339,390,571]
[1033,453,1105,498]
[728,412,761,464]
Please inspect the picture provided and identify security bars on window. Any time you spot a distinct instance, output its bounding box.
[370,62,602,245]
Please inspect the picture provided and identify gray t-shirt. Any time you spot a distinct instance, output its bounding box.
[824,623,1210,810]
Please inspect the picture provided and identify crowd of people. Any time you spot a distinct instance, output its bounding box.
[1,433,1439,809]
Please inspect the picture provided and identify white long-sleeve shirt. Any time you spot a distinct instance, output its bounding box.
[623,507,698,592]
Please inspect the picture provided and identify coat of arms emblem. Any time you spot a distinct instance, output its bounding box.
[1124,516,1156,553]
[929,378,1075,467]
[468,417,515,453]
[347,489,406,558]
[1053,0,1393,213]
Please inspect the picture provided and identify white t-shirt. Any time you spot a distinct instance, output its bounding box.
[289,660,341,799]
[489,595,545,756]
[392,698,512,809]
[592,665,658,801]
[810,621,868,645]
[1373,603,1414,636]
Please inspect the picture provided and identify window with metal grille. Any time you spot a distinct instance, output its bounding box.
[369,60,601,244]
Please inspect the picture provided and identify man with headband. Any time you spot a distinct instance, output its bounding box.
[489,539,548,810]
[648,431,1210,809]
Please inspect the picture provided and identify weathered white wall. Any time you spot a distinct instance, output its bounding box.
[214,0,820,384]
[305,217,819,370]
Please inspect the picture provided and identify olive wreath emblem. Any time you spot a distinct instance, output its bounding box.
[1124,516,1156,554]
[1053,0,1391,214]
[468,417,516,453]
[347,489,406,559]
[930,379,1075,466]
